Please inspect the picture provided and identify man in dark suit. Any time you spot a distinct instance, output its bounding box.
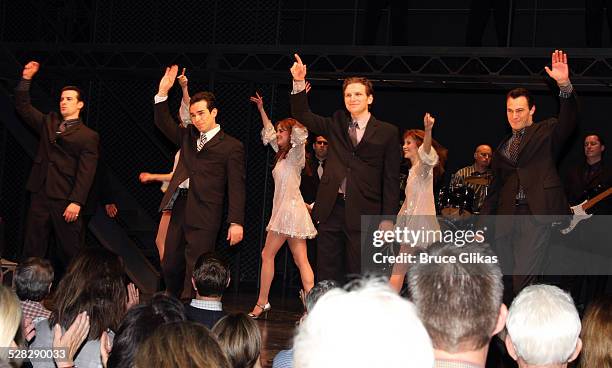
[154,65,245,298]
[290,54,401,282]
[15,61,99,264]
[300,135,328,207]
[480,50,578,299]
[300,135,328,273]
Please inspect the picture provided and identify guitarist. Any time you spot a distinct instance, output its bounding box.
[565,133,612,214]
[562,133,611,305]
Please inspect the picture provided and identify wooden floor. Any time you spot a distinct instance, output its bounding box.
[223,292,303,368]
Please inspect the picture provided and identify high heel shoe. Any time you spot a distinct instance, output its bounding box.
[248,302,271,320]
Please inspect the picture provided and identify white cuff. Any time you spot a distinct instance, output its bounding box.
[154,94,169,104]
[291,80,306,95]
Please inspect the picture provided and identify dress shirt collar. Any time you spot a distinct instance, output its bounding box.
[190,299,223,311]
[199,124,221,143]
[351,113,371,130]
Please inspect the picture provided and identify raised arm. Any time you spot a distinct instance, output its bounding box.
[177,68,191,125]
[250,92,274,131]
[14,61,45,133]
[154,65,181,145]
[545,50,578,149]
[139,172,174,183]
[422,113,434,155]
[290,53,331,136]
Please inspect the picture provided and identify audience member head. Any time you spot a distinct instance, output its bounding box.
[192,252,230,299]
[408,243,506,365]
[212,313,261,368]
[50,248,127,340]
[107,293,186,368]
[0,285,21,361]
[303,280,339,313]
[135,321,230,368]
[293,278,433,368]
[15,257,54,302]
[578,295,612,368]
[403,129,448,180]
[505,284,582,368]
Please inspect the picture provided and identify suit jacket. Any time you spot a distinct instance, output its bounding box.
[300,157,323,204]
[184,304,226,329]
[481,91,578,224]
[291,91,401,230]
[14,83,99,206]
[154,100,245,230]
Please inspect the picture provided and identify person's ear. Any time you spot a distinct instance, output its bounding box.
[567,338,582,363]
[367,94,374,106]
[226,276,231,288]
[505,335,519,361]
[211,108,218,118]
[529,105,536,117]
[77,101,85,111]
[492,304,508,336]
[191,277,197,291]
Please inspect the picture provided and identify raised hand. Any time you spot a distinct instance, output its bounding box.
[249,92,264,111]
[126,283,139,309]
[158,65,179,97]
[105,204,118,218]
[423,112,435,131]
[305,81,312,94]
[544,50,570,86]
[177,68,188,89]
[53,311,90,368]
[290,53,307,81]
[22,61,40,80]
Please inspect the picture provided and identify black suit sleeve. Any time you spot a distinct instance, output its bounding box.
[290,90,332,137]
[226,141,246,226]
[154,99,181,146]
[69,132,99,206]
[14,79,45,134]
[551,91,579,154]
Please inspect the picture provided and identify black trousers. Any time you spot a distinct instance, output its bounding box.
[493,203,550,304]
[316,196,361,283]
[162,194,218,299]
[23,190,82,266]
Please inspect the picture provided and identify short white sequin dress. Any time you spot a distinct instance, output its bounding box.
[396,144,440,248]
[261,125,317,239]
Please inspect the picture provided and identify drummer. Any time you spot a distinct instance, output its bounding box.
[449,144,493,212]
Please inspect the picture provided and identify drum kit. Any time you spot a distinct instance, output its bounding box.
[437,172,492,219]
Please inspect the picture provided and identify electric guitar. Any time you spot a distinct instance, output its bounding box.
[561,187,612,234]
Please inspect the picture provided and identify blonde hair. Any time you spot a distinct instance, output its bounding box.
[135,321,230,368]
[579,296,612,368]
[0,285,21,361]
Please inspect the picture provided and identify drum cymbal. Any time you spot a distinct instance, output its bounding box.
[465,176,491,186]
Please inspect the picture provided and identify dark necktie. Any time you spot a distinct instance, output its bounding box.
[508,129,524,163]
[348,121,359,147]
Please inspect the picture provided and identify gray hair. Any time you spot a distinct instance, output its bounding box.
[407,242,503,352]
[294,277,433,368]
[15,257,54,301]
[506,284,581,366]
[304,280,339,313]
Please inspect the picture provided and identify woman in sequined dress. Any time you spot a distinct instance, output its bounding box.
[248,93,316,319]
[389,113,447,292]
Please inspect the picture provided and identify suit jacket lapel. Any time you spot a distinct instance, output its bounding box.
[516,124,537,163]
